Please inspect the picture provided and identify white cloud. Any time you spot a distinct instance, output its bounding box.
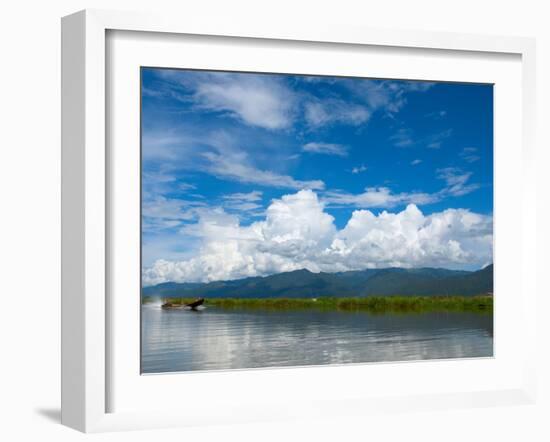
[227,202,264,212]
[202,151,325,190]
[304,100,370,127]
[460,147,481,163]
[322,167,480,210]
[178,182,197,191]
[142,128,326,192]
[301,79,433,129]
[142,132,197,162]
[426,129,453,149]
[390,128,414,147]
[346,80,435,115]
[390,128,452,149]
[222,191,264,214]
[164,71,297,130]
[144,190,335,284]
[302,142,348,156]
[151,71,434,134]
[323,187,438,209]
[331,204,492,270]
[425,110,447,119]
[223,191,263,202]
[351,165,368,174]
[142,196,206,232]
[143,189,493,285]
[411,159,422,166]
[436,167,480,196]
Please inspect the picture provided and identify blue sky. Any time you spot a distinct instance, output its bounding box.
[141,68,493,285]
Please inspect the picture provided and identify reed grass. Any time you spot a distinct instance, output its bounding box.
[145,295,493,313]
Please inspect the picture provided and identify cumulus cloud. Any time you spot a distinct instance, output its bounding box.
[302,142,348,156]
[330,204,492,269]
[142,189,493,285]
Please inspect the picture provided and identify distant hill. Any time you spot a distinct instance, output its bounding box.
[142,265,493,298]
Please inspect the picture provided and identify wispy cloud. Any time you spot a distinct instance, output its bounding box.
[436,167,480,196]
[221,191,265,213]
[390,128,453,149]
[149,70,435,133]
[345,80,435,116]
[425,110,447,119]
[426,129,453,149]
[223,191,263,202]
[178,182,197,191]
[323,187,438,209]
[304,99,370,128]
[351,165,368,174]
[142,196,206,232]
[411,159,422,166]
[142,126,326,192]
[390,128,414,147]
[200,131,327,190]
[142,132,198,162]
[302,142,348,156]
[194,75,295,130]
[460,147,481,163]
[203,151,325,190]
[323,166,480,209]
[302,79,434,129]
[157,71,297,130]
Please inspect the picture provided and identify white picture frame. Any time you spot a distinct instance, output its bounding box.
[61,9,538,433]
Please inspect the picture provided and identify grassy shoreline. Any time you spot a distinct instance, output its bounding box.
[143,295,493,313]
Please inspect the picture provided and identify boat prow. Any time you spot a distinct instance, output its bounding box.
[161,298,205,310]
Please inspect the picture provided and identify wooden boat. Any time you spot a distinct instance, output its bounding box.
[161,298,205,310]
[185,298,205,310]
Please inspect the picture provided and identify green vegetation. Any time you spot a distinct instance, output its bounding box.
[145,295,493,314]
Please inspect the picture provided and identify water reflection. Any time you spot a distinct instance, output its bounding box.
[141,305,493,374]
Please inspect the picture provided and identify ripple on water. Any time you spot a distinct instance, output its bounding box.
[141,307,493,373]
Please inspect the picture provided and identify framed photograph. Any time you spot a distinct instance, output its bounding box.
[61,9,537,432]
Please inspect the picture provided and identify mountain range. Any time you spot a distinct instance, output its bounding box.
[142,264,493,299]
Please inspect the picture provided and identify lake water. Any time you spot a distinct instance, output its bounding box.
[141,304,493,374]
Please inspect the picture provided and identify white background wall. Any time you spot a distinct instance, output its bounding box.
[0,1,548,441]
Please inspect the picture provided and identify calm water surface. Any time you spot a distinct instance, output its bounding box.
[141,304,493,374]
